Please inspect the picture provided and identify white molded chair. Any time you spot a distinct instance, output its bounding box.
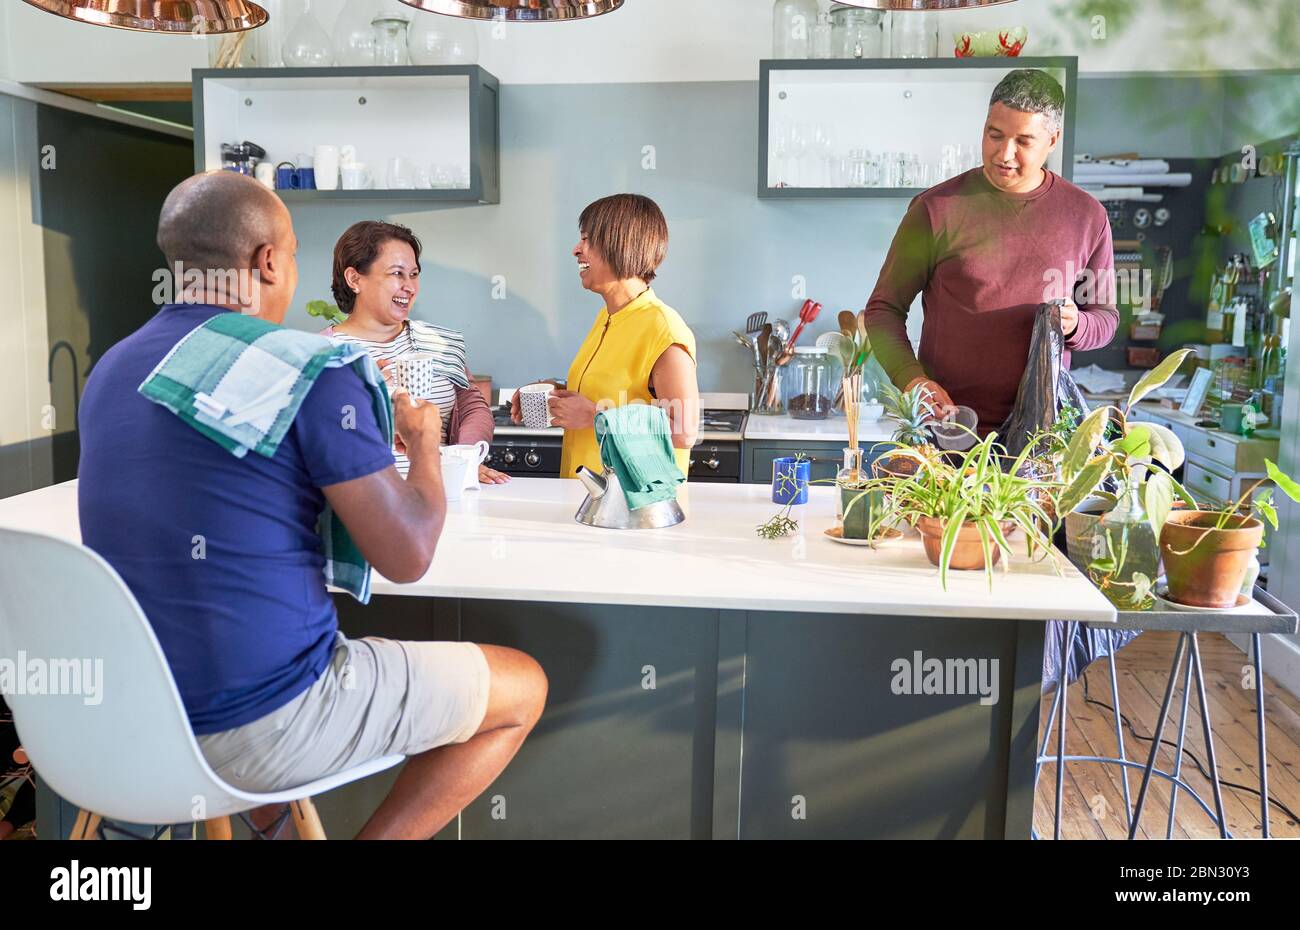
[0,527,404,839]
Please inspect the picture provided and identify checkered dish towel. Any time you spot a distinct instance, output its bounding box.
[137,311,393,604]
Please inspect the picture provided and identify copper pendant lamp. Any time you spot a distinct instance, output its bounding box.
[397,1,625,22]
[20,0,268,34]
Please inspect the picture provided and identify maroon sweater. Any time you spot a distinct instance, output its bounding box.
[863,168,1118,429]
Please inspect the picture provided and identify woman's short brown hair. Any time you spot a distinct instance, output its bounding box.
[579,194,668,284]
[331,220,423,314]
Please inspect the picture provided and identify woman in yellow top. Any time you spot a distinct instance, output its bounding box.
[512,194,699,479]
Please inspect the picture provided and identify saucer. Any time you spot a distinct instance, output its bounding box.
[1153,583,1250,612]
[824,526,903,547]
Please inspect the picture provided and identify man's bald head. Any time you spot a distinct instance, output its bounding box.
[157,170,289,274]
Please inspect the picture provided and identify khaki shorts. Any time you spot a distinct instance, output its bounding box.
[197,633,491,793]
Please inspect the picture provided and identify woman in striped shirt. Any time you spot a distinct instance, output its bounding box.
[322,220,508,484]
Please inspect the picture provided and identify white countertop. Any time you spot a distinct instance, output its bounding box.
[744,413,898,443]
[0,478,1114,623]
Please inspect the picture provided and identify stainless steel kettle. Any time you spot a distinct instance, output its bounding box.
[574,466,684,530]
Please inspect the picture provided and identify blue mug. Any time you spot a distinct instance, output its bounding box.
[772,456,810,505]
[296,167,316,190]
[275,163,298,190]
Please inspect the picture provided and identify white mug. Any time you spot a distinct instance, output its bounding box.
[440,456,470,502]
[314,144,339,191]
[253,162,276,189]
[443,441,490,490]
[341,163,373,190]
[339,144,357,167]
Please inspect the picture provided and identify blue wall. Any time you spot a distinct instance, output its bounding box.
[282,80,913,394]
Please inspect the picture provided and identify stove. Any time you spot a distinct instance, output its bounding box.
[485,391,747,482]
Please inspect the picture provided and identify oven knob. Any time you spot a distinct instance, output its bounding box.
[524,451,541,468]
[705,457,720,470]
[502,450,518,466]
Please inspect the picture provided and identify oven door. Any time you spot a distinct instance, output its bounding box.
[688,442,741,483]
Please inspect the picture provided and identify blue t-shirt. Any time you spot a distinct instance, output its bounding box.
[77,304,395,735]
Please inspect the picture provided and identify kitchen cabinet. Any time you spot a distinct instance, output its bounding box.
[192,66,499,204]
[1129,404,1279,506]
[758,57,1077,199]
[745,439,890,485]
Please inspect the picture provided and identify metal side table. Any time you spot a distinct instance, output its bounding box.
[1035,587,1297,839]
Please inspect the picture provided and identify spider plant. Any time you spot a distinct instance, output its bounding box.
[861,433,1063,589]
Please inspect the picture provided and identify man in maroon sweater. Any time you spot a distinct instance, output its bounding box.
[863,69,1119,431]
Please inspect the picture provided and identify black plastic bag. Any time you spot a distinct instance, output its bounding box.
[999,302,1090,459]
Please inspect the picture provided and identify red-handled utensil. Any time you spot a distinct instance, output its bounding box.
[786,299,822,352]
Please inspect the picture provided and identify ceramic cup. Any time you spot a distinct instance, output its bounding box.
[440,455,470,503]
[392,353,440,399]
[253,162,276,189]
[443,441,490,491]
[518,383,556,429]
[772,456,810,505]
[341,164,374,191]
[314,144,340,191]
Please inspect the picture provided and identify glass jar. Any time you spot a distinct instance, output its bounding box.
[772,0,820,58]
[333,0,379,65]
[891,11,938,58]
[831,3,884,59]
[372,13,411,66]
[409,13,480,64]
[811,12,834,59]
[786,347,835,420]
[1093,478,1159,610]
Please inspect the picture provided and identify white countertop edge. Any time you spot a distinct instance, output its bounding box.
[356,581,1117,623]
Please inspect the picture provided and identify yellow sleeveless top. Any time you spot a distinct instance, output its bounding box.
[559,288,697,479]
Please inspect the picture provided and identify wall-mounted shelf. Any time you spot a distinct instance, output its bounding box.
[758,57,1078,199]
[192,65,499,204]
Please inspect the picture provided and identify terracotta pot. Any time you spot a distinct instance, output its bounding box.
[1159,510,1264,608]
[915,515,1015,571]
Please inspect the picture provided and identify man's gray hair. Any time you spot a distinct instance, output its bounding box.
[989,69,1065,133]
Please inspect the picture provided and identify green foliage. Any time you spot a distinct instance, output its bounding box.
[882,382,933,448]
[306,300,347,325]
[859,434,1062,590]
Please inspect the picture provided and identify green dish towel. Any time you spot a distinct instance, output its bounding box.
[137,310,393,604]
[595,403,685,510]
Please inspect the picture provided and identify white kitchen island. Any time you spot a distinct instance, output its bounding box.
[0,478,1113,839]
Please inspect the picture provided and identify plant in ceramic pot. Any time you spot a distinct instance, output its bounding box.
[1057,350,1196,609]
[1160,459,1300,608]
[862,432,1062,589]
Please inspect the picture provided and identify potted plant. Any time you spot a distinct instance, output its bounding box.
[862,432,1062,589]
[875,382,937,479]
[1057,349,1196,609]
[1160,459,1300,608]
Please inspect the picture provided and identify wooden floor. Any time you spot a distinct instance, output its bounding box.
[1034,630,1300,839]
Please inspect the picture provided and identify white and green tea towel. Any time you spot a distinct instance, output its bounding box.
[137,310,392,603]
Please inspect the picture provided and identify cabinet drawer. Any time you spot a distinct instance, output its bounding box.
[745,442,887,485]
[1184,460,1232,505]
[1182,429,1238,471]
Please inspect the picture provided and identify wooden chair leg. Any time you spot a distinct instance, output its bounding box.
[290,798,326,840]
[204,817,233,840]
[71,809,101,840]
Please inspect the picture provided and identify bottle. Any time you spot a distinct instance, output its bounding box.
[1094,478,1159,610]
[282,1,334,67]
[773,0,819,58]
[333,0,379,65]
[836,446,870,538]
